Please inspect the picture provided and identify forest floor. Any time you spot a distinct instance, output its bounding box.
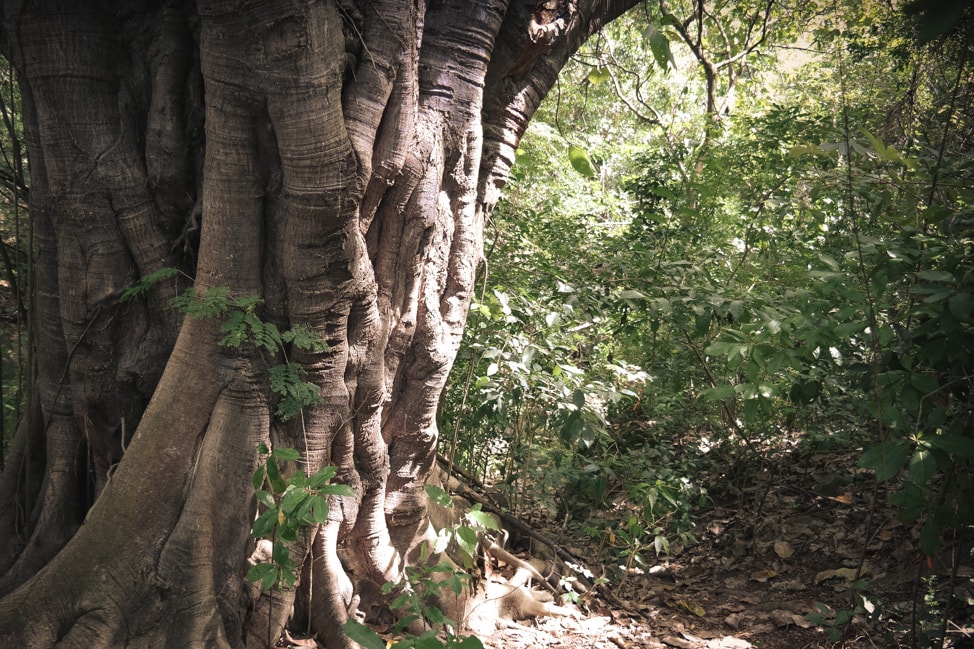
[469,436,974,649]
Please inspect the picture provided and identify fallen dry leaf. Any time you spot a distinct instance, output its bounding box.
[750,569,778,583]
[773,540,794,559]
[281,629,319,647]
[706,637,753,649]
[815,565,867,584]
[662,635,698,648]
[666,597,707,617]
[814,569,836,584]
[769,609,810,628]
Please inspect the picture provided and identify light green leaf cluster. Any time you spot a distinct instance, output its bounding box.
[247,444,353,592]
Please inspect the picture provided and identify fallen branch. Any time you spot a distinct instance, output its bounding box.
[436,456,649,619]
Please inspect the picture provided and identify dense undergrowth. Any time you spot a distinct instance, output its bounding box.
[438,3,973,647]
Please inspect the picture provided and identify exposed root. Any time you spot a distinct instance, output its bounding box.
[465,579,578,636]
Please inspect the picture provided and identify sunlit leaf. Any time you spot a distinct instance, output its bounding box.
[568,144,597,178]
[909,447,937,484]
[272,447,301,462]
[307,465,338,489]
[425,484,454,508]
[320,483,354,497]
[587,66,610,84]
[342,620,386,649]
[643,24,675,70]
[465,509,500,531]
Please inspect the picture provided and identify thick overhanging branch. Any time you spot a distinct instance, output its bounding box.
[479,0,642,212]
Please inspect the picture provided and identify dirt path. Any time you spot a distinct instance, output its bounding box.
[474,448,973,649]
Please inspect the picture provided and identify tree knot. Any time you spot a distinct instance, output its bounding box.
[528,0,577,45]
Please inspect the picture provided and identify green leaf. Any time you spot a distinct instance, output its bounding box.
[560,410,584,445]
[926,434,974,458]
[917,270,955,283]
[909,448,937,484]
[252,466,266,491]
[617,289,647,301]
[234,294,262,311]
[279,567,297,587]
[948,291,972,321]
[465,509,500,531]
[307,465,338,489]
[320,483,354,497]
[424,604,448,626]
[272,447,301,462]
[910,372,940,396]
[265,456,287,494]
[277,523,299,543]
[587,66,610,84]
[572,388,586,410]
[425,484,454,508]
[568,144,597,178]
[247,562,279,591]
[342,620,387,649]
[442,572,465,596]
[120,267,180,302]
[272,540,291,566]
[219,309,248,348]
[788,144,828,158]
[456,525,478,559]
[281,487,311,517]
[703,384,736,401]
[255,490,276,510]
[704,341,746,358]
[251,509,278,538]
[643,24,675,70]
[890,481,926,522]
[415,631,445,649]
[309,495,330,524]
[859,440,912,482]
[455,636,486,649]
[282,325,330,352]
[172,285,231,319]
[255,319,283,352]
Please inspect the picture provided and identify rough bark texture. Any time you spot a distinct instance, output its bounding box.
[0,1,638,647]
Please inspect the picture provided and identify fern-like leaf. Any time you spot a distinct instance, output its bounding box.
[120,267,180,302]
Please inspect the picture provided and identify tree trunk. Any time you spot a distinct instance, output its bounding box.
[0,1,637,647]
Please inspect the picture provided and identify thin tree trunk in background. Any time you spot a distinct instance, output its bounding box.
[0,1,639,646]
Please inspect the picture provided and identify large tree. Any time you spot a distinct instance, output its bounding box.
[0,1,638,647]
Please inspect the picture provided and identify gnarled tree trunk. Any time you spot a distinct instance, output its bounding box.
[0,1,637,647]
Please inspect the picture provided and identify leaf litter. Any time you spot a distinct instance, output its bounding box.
[282,438,972,649]
[471,441,973,649]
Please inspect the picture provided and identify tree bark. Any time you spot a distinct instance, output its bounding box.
[0,1,639,646]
